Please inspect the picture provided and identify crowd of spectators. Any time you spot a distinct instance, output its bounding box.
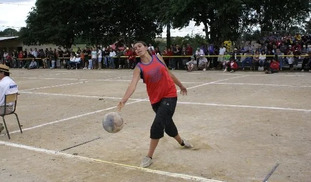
[0,33,311,72]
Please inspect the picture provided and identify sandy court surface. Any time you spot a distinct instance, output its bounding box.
[0,69,310,182]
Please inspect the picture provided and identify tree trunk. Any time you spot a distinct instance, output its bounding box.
[203,22,209,42]
[166,22,171,48]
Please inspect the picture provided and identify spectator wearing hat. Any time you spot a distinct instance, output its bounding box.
[0,64,18,133]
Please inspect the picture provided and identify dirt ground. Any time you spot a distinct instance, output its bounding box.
[0,69,310,182]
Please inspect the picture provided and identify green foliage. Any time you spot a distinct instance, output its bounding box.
[243,0,310,34]
[17,0,311,47]
[20,0,161,48]
[0,28,19,36]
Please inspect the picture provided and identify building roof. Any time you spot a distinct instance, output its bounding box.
[0,36,19,41]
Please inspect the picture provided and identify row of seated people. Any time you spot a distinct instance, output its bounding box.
[2,52,311,72]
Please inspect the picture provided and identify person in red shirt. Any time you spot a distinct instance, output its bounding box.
[124,47,136,69]
[265,58,280,74]
[162,47,173,67]
[186,44,193,59]
[224,57,238,73]
[117,41,192,168]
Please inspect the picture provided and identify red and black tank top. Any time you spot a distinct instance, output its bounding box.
[137,55,177,104]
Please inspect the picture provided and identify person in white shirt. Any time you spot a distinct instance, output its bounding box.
[0,64,18,133]
[195,47,209,71]
[97,48,103,69]
[89,48,97,69]
[108,48,116,69]
[218,45,226,63]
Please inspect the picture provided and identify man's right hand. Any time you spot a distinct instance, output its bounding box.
[117,102,124,112]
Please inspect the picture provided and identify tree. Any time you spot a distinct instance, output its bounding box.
[20,0,161,48]
[0,28,19,37]
[242,0,310,35]
[161,0,243,45]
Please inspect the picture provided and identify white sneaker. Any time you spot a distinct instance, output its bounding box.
[203,68,206,71]
[140,156,152,168]
[182,139,193,148]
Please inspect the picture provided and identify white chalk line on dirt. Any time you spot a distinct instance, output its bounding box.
[21,81,88,91]
[0,141,223,182]
[19,91,131,100]
[178,101,311,112]
[213,82,311,88]
[8,100,143,134]
[10,76,244,135]
[19,91,311,113]
[16,73,310,134]
[186,75,247,90]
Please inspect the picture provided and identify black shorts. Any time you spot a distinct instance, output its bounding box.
[150,97,178,139]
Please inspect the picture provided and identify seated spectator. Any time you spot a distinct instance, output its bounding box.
[224,57,238,73]
[28,58,38,69]
[222,52,231,71]
[0,64,18,133]
[195,48,209,71]
[186,56,197,72]
[241,51,253,70]
[265,58,280,74]
[301,52,311,72]
[68,53,81,69]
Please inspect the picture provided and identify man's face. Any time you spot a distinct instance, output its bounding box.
[0,72,5,80]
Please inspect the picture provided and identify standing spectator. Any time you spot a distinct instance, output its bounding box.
[12,50,18,68]
[301,51,311,72]
[258,50,266,71]
[108,48,116,69]
[286,50,295,71]
[162,46,173,67]
[125,47,136,69]
[97,47,103,69]
[172,44,181,70]
[275,49,284,71]
[91,48,97,69]
[80,48,85,69]
[103,47,110,68]
[2,50,8,65]
[218,44,226,65]
[209,44,218,69]
[252,50,260,70]
[181,46,189,70]
[186,44,193,60]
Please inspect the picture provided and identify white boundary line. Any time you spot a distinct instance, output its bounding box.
[22,81,87,91]
[186,75,247,90]
[178,101,311,113]
[0,141,223,182]
[19,91,126,100]
[3,71,309,181]
[8,100,143,134]
[213,82,311,88]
